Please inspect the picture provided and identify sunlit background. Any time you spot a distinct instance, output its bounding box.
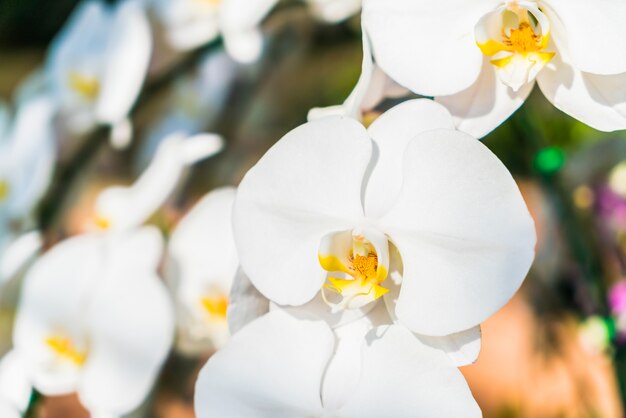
[1,0,626,417]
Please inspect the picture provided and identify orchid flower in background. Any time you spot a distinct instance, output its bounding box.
[0,227,174,418]
[234,99,536,338]
[207,0,361,63]
[356,0,626,138]
[0,132,222,416]
[165,187,238,355]
[46,0,151,148]
[150,0,273,63]
[196,304,481,417]
[92,132,223,232]
[0,96,56,285]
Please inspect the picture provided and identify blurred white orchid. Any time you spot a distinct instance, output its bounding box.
[182,0,361,63]
[92,132,223,232]
[0,131,222,416]
[234,99,536,337]
[166,187,238,355]
[46,0,151,147]
[195,304,481,417]
[360,0,626,137]
[0,96,56,284]
[0,227,173,418]
[151,0,272,63]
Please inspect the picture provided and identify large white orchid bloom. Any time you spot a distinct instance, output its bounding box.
[0,227,173,418]
[360,0,626,137]
[234,99,536,337]
[195,305,481,417]
[166,187,238,355]
[46,0,151,143]
[0,96,56,284]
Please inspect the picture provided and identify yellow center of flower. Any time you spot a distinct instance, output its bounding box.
[93,214,111,230]
[68,71,100,101]
[0,179,9,202]
[45,336,87,365]
[200,293,229,320]
[319,232,389,311]
[475,5,555,90]
[506,22,542,53]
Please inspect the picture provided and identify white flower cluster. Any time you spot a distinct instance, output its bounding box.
[0,0,624,417]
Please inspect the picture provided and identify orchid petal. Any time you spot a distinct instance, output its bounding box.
[169,187,238,294]
[95,0,151,125]
[0,351,31,412]
[417,326,482,367]
[195,309,331,417]
[383,277,482,366]
[537,53,626,131]
[4,95,56,217]
[79,243,173,415]
[0,231,42,283]
[364,99,455,219]
[227,268,270,335]
[337,325,481,417]
[362,0,499,96]
[46,0,109,109]
[543,0,626,75]
[13,234,103,395]
[436,59,534,138]
[381,129,536,336]
[95,133,222,231]
[233,116,371,306]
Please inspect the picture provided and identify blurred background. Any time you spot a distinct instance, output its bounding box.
[1,0,626,417]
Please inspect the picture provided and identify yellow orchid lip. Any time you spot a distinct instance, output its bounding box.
[200,293,229,320]
[68,71,100,101]
[0,179,9,202]
[45,336,87,366]
[475,4,555,90]
[319,229,390,311]
[93,214,111,230]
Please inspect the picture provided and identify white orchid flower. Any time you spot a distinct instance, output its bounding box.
[0,227,174,418]
[360,0,626,137]
[213,0,361,63]
[46,0,151,146]
[0,96,56,284]
[195,304,481,417]
[233,99,536,338]
[151,0,271,63]
[166,187,238,355]
[93,132,223,232]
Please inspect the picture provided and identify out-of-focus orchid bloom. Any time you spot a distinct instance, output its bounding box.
[0,129,223,416]
[46,0,152,147]
[0,96,56,284]
[92,132,223,233]
[0,228,174,418]
[357,0,626,137]
[234,99,536,337]
[306,0,361,23]
[151,0,272,63]
[195,305,481,417]
[166,187,238,355]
